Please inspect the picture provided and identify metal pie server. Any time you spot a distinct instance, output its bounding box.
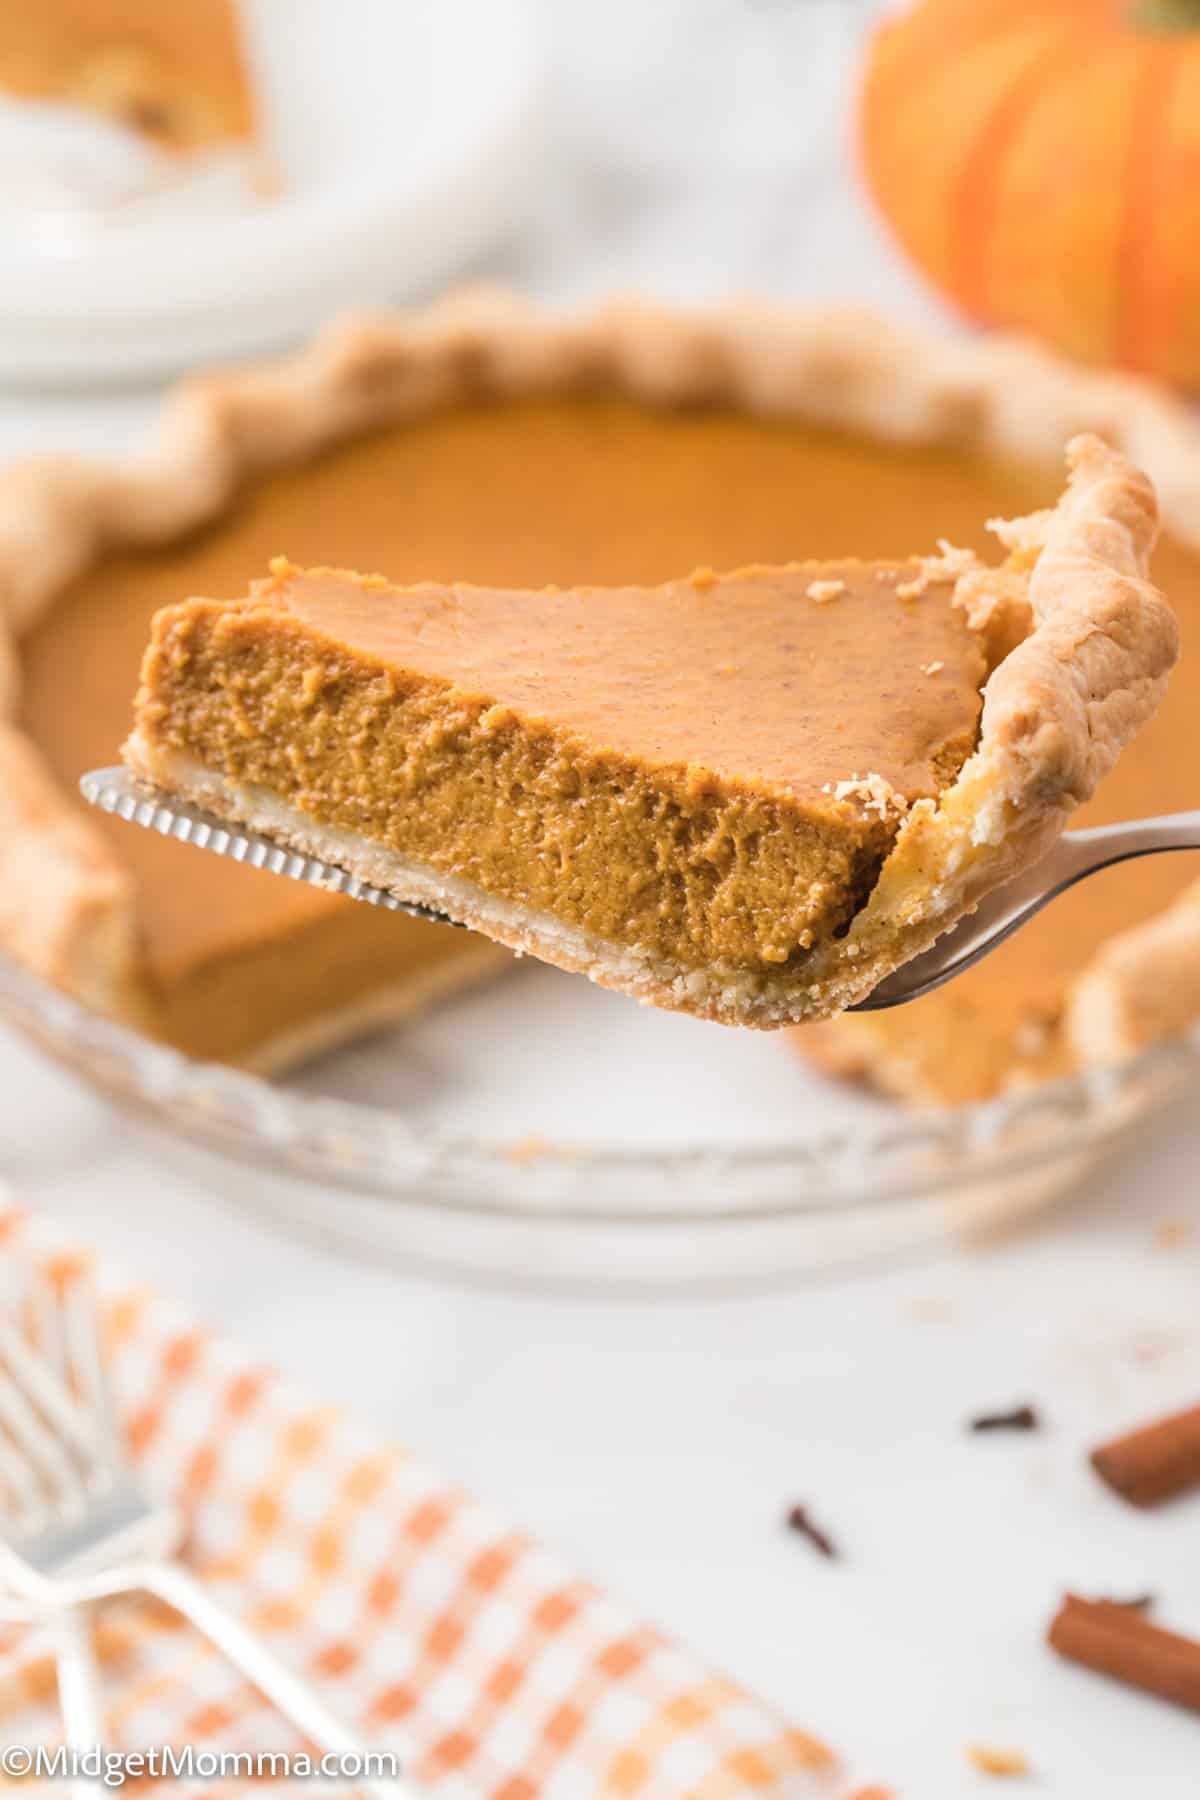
[80,766,459,929]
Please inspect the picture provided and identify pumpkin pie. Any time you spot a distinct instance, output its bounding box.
[120,435,1174,1028]
[0,0,256,153]
[2,295,1199,1082]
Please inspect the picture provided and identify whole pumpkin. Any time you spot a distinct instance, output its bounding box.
[859,0,1200,388]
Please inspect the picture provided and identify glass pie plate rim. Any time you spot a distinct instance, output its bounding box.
[3,948,1192,1235]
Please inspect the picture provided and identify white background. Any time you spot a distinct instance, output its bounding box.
[3,3,1200,1793]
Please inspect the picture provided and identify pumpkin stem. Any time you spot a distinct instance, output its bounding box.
[1129,0,1200,29]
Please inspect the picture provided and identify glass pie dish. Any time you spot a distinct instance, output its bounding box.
[2,950,1192,1289]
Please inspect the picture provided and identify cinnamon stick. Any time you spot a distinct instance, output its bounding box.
[969,1404,1039,1433]
[1048,1594,1200,1713]
[1090,1401,1200,1507]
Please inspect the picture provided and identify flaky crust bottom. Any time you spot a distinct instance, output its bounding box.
[3,290,1199,1068]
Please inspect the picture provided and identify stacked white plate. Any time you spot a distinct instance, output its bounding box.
[0,0,542,382]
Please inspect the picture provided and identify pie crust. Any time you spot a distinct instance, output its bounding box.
[120,442,1175,1027]
[1,292,1198,1073]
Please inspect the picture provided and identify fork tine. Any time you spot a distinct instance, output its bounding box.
[61,1284,126,1482]
[0,1315,93,1464]
[0,1416,49,1526]
[0,1381,78,1523]
[1,1288,115,1780]
[30,1282,71,1395]
[0,1314,90,1523]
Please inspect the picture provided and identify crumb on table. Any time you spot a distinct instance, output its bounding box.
[967,1744,1030,1778]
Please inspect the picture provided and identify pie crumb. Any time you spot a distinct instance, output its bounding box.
[825,771,908,822]
[921,660,945,676]
[988,507,1054,562]
[899,540,980,601]
[806,579,846,603]
[1154,1218,1191,1249]
[926,538,979,580]
[903,1295,957,1323]
[967,1745,1029,1778]
[507,1134,550,1164]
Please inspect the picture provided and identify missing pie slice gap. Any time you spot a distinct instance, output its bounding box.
[123,436,1177,1029]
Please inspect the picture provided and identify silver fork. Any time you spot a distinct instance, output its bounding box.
[80,768,1200,1010]
[0,1281,414,1799]
[0,1282,128,1798]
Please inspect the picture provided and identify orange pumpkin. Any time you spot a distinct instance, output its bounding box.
[859,0,1200,388]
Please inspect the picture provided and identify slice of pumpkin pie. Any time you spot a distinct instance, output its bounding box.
[0,2,257,155]
[122,436,1177,1027]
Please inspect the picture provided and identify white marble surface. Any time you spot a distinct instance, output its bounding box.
[3,3,1200,1793]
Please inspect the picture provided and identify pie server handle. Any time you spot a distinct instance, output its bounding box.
[858,811,1200,1010]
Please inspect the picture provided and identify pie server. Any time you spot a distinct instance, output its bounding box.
[80,766,457,930]
[80,768,1200,1013]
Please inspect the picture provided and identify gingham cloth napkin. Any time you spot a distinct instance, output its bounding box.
[0,1202,849,1798]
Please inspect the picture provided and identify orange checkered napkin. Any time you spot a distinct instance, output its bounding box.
[0,1203,847,1798]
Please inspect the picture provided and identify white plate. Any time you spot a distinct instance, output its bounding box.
[0,0,543,383]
